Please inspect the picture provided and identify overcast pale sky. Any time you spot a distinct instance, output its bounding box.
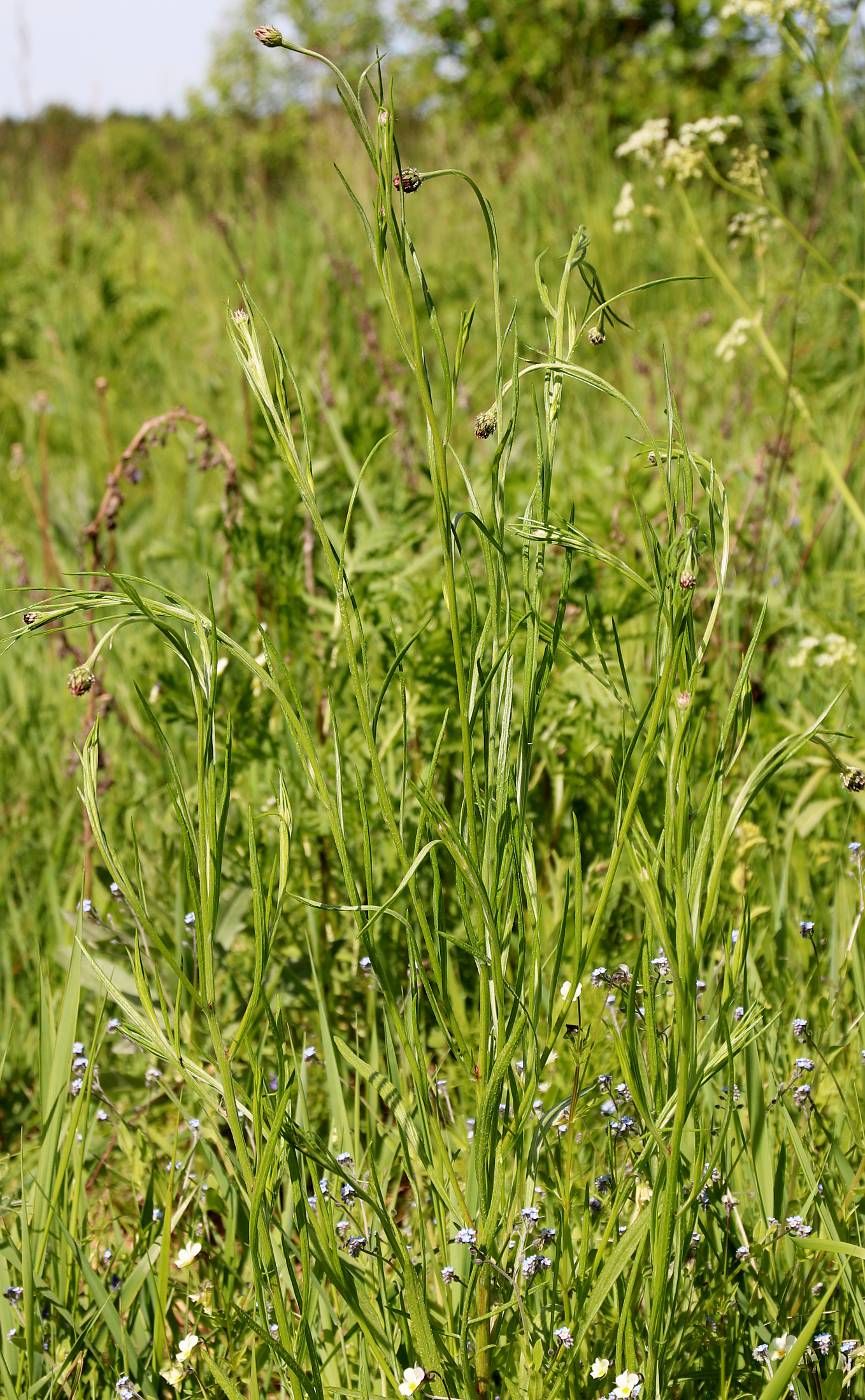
[0,0,235,117]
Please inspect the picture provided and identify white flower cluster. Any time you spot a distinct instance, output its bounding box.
[727,207,780,249]
[789,634,858,669]
[679,115,743,146]
[728,143,767,190]
[714,317,752,363]
[720,0,829,35]
[614,117,670,164]
[613,181,636,233]
[616,115,741,185]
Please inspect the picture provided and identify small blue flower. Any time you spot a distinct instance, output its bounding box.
[521,1254,551,1279]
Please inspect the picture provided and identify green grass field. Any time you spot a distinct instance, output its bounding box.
[3,13,865,1399]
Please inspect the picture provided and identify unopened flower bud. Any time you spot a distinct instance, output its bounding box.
[587,326,605,347]
[67,666,95,697]
[254,25,283,47]
[377,108,389,127]
[393,168,422,194]
[679,571,697,591]
[94,376,109,396]
[22,610,41,627]
[474,408,497,440]
[842,768,865,793]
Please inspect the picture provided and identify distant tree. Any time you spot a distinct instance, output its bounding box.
[190,0,298,116]
[401,0,763,122]
[191,0,389,115]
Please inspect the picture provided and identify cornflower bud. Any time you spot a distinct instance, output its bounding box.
[67,666,95,697]
[393,168,422,194]
[254,26,283,47]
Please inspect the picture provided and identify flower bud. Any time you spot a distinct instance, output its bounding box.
[679,571,697,591]
[254,25,283,47]
[842,768,865,793]
[22,610,42,627]
[474,408,497,440]
[67,666,95,697]
[393,168,422,194]
[588,327,605,347]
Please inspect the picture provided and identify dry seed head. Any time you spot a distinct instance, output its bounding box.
[588,327,606,347]
[393,168,422,194]
[67,666,95,697]
[254,25,283,47]
[474,408,497,440]
[842,768,865,793]
[679,571,697,591]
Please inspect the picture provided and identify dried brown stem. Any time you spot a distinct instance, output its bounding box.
[83,406,240,573]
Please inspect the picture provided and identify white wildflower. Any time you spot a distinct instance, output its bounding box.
[612,1372,642,1398]
[398,1366,426,1396]
[613,181,636,233]
[174,1241,202,1270]
[769,1332,797,1360]
[615,117,669,163]
[714,317,752,363]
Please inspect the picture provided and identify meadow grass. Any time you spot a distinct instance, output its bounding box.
[2,14,865,1400]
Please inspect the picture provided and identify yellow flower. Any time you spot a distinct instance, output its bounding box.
[398,1366,426,1396]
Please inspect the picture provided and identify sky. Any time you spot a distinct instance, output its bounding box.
[0,0,234,118]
